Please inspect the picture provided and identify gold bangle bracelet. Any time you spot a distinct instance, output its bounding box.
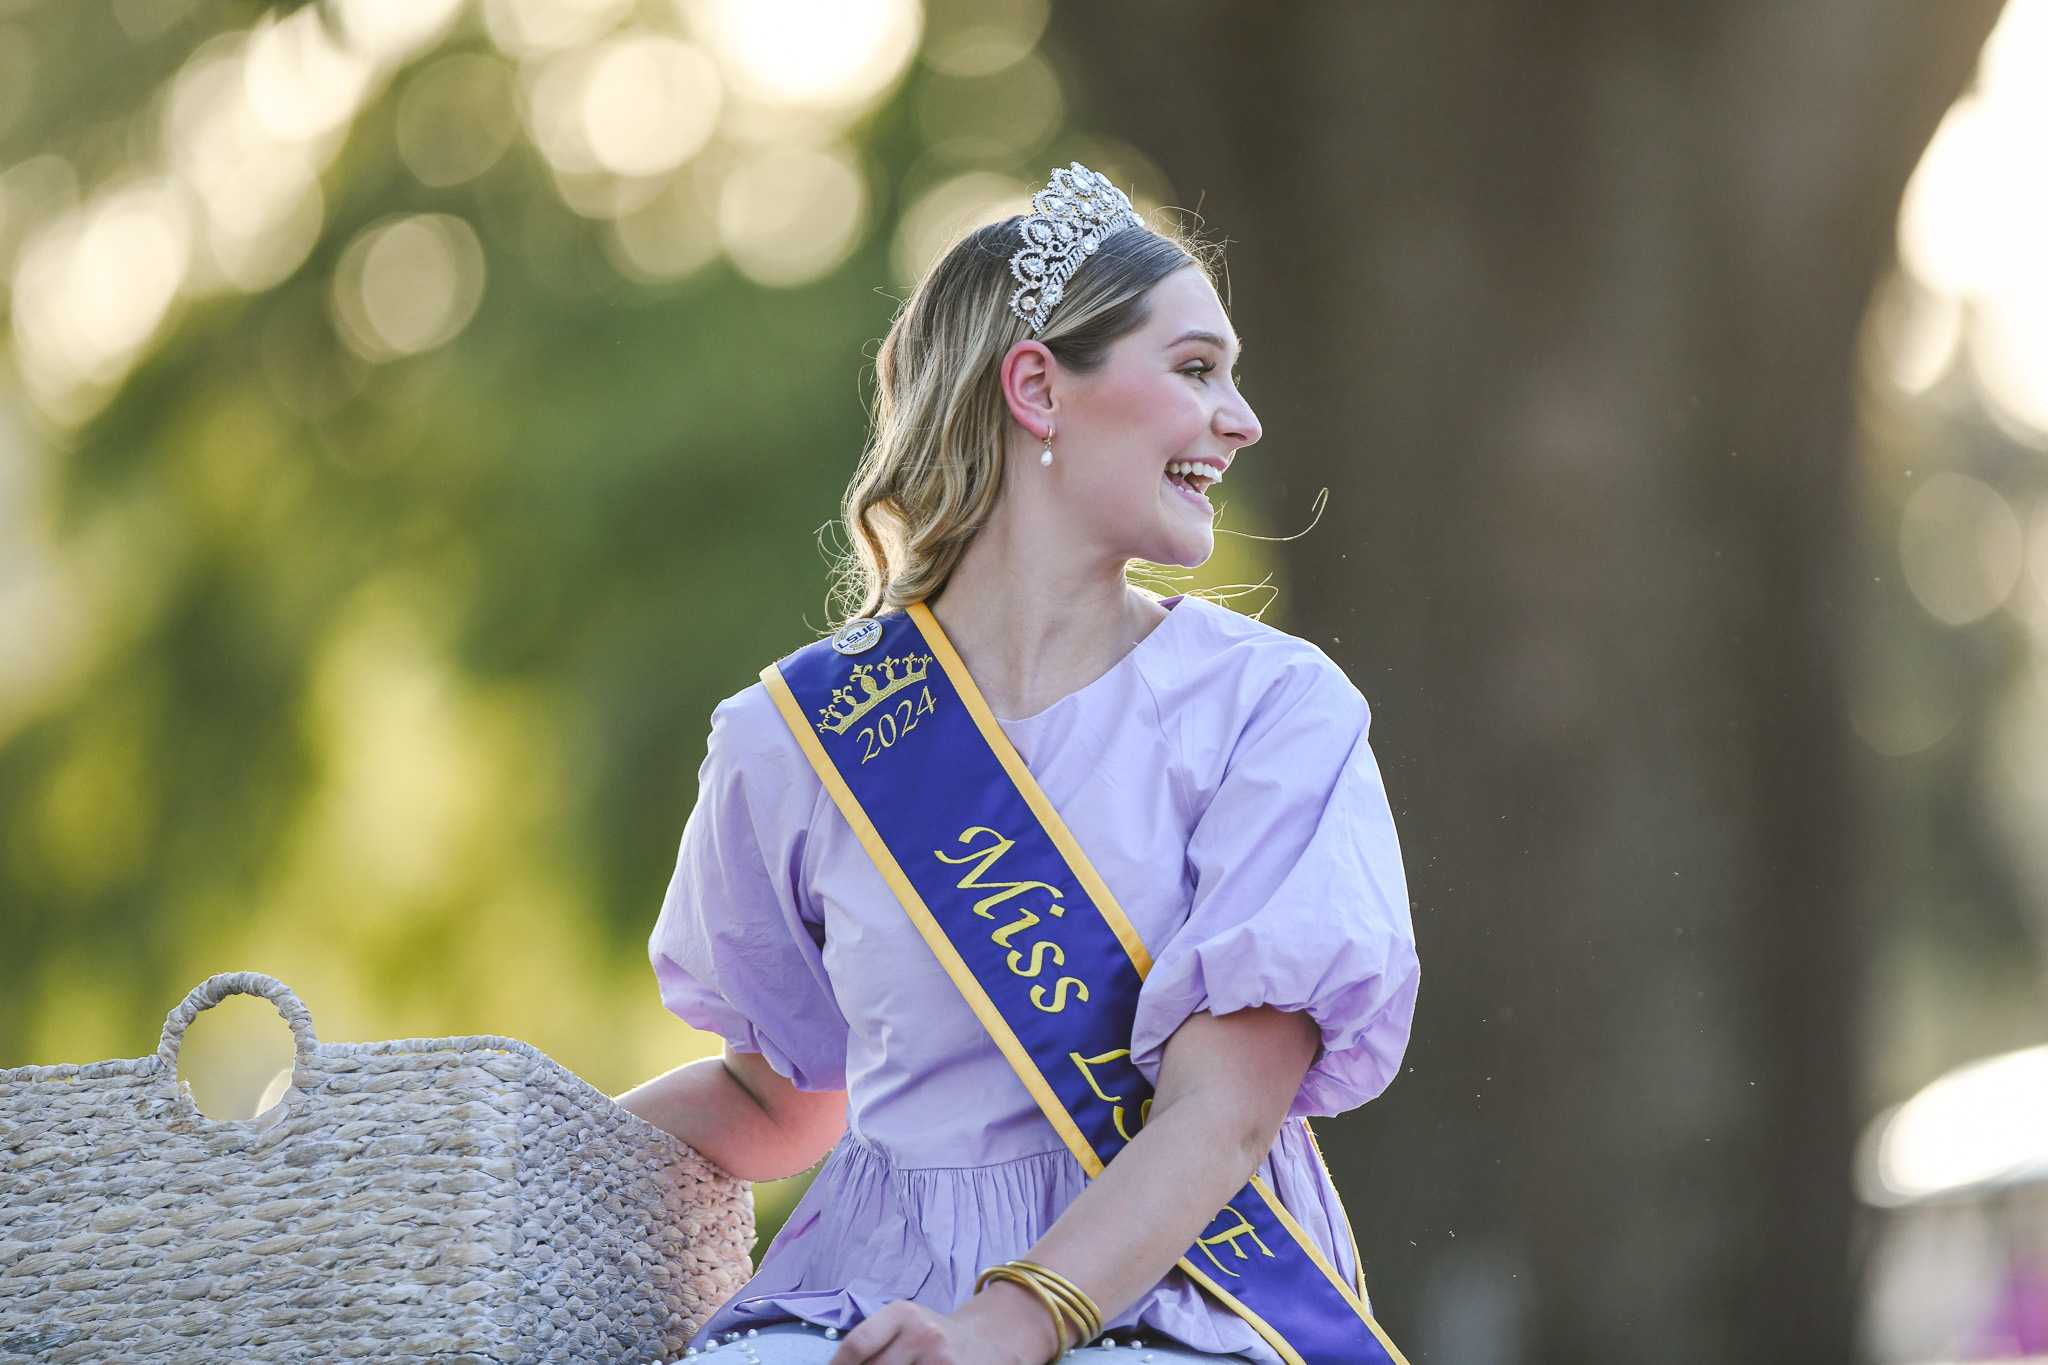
[1009,1258,1103,1341]
[975,1265,1067,1348]
[975,1259,1102,1337]
[975,1264,1081,1356]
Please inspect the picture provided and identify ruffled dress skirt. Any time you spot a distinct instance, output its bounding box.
[682,1123,1351,1364]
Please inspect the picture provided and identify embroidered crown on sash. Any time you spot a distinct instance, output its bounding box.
[815,652,933,734]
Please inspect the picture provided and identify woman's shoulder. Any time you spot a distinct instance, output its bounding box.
[703,672,806,768]
[1154,594,1368,722]
[708,618,877,753]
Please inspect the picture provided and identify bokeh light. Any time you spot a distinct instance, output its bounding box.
[395,53,520,190]
[1897,471,2024,627]
[1897,0,2048,441]
[679,0,922,112]
[1863,1045,2048,1204]
[716,144,867,287]
[918,0,1048,78]
[329,212,487,362]
[580,33,722,179]
[10,175,192,425]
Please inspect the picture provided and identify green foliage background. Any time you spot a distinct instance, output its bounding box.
[0,0,1284,1253]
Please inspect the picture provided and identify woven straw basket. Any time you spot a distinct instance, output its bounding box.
[0,971,755,1363]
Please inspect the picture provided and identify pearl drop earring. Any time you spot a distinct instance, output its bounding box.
[1040,425,1054,467]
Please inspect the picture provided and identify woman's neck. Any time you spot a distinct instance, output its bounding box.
[925,518,1168,720]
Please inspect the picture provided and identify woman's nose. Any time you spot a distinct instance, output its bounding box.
[1220,390,1261,449]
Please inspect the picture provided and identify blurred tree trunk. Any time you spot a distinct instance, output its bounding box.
[1050,3,2003,1361]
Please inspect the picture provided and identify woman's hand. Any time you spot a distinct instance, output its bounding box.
[826,1281,1064,1365]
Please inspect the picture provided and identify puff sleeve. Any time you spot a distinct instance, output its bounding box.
[1127,649,1420,1119]
[647,684,850,1093]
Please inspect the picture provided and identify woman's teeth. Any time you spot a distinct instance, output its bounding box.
[1165,461,1221,492]
[1163,462,1218,513]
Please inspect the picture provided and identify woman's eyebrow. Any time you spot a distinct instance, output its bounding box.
[1164,328,1244,360]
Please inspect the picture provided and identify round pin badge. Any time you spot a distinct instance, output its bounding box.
[831,617,883,655]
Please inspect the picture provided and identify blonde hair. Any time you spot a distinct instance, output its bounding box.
[826,212,1224,630]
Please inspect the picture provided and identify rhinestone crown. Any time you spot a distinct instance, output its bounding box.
[1007,161,1146,334]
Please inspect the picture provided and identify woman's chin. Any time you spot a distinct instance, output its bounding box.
[1136,528,1214,570]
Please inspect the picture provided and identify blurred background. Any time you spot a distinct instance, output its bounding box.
[1,1,2043,1360]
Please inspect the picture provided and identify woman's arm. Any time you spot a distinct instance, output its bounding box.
[989,1004,1321,1342]
[836,1004,1321,1364]
[614,1043,848,1183]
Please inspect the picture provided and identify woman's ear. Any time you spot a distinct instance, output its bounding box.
[1000,339,1057,436]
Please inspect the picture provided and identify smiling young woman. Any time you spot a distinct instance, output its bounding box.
[616,162,1420,1365]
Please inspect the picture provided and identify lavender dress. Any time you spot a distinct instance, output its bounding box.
[647,594,1421,1363]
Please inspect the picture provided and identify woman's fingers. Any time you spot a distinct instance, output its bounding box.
[828,1302,906,1363]
[826,1301,955,1365]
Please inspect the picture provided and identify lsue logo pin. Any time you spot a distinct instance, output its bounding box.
[831,617,882,655]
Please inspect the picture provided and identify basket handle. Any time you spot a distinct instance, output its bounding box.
[155,971,321,1083]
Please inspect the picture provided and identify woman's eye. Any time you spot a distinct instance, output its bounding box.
[1181,362,1242,385]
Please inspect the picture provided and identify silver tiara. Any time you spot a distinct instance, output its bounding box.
[1007,161,1146,334]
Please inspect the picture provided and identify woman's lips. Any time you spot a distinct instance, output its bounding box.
[1163,470,1216,515]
